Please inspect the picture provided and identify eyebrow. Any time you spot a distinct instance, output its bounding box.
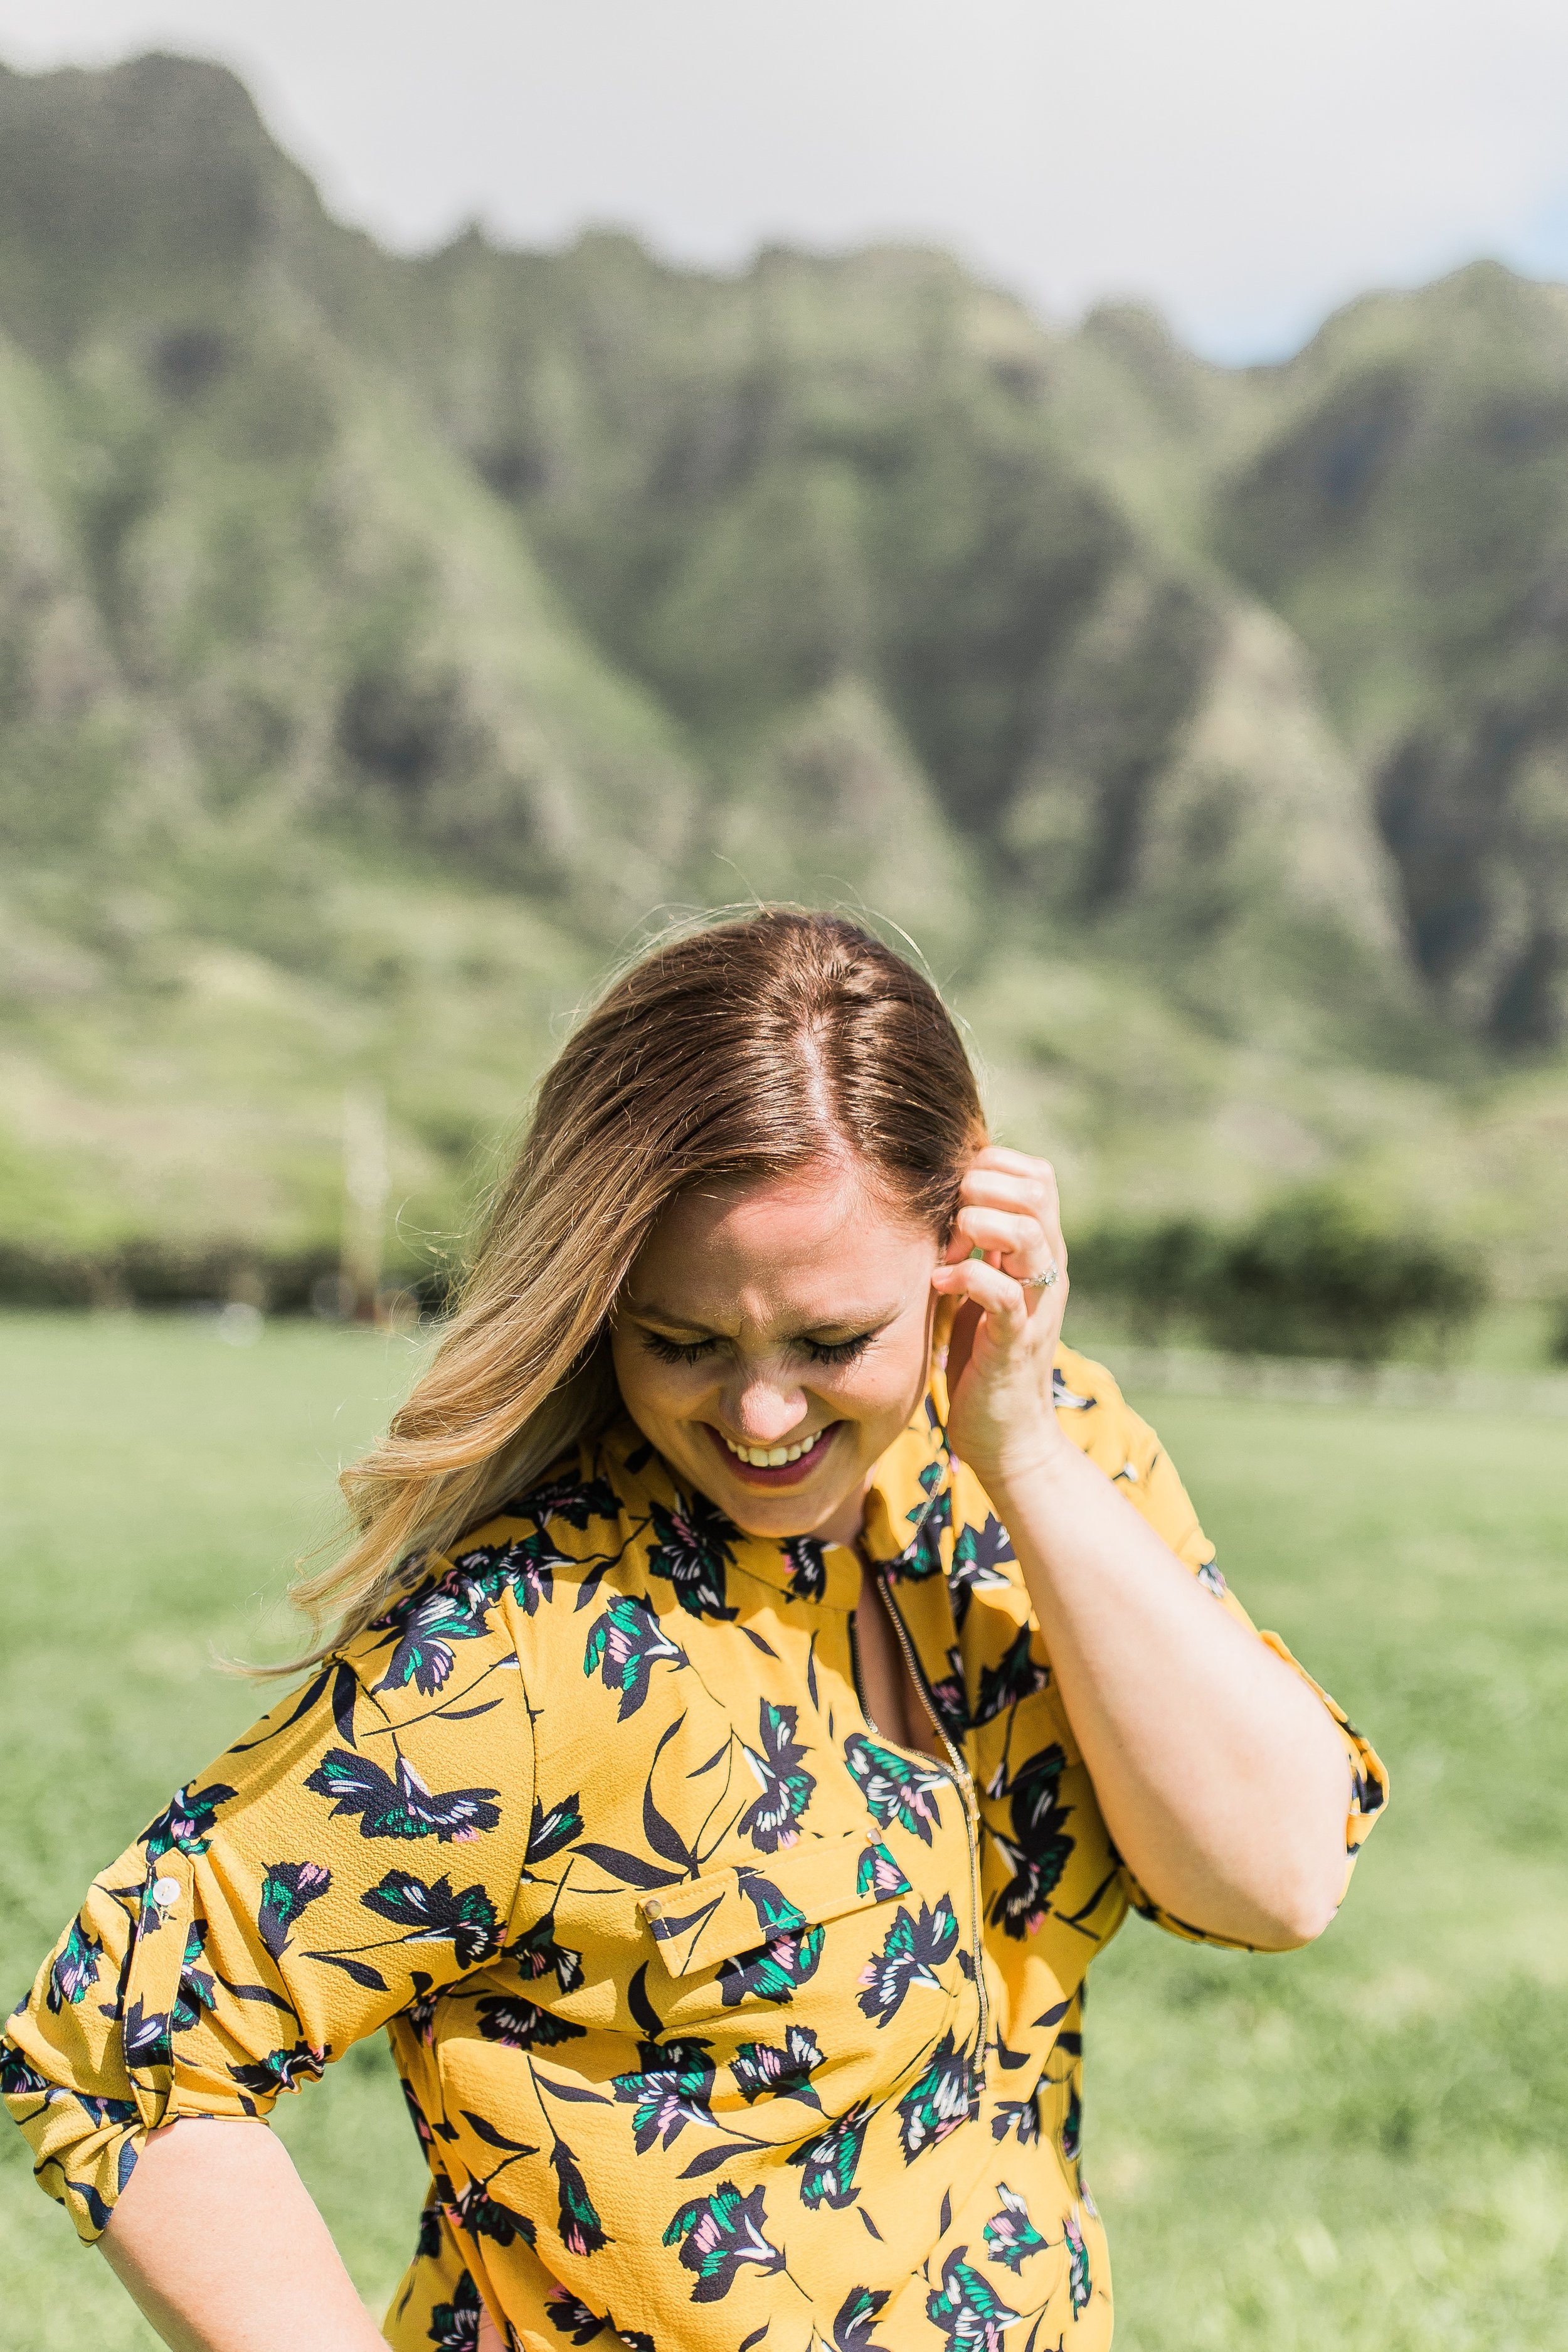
[624,1298,901,1337]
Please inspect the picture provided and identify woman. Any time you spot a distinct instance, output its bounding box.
[4,911,1385,2352]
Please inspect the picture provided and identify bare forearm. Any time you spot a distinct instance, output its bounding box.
[100,2118,388,2352]
[992,1441,1351,1947]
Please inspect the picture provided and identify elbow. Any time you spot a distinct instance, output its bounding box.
[1250,1885,1339,1952]
[1249,1728,1355,1950]
[1248,1841,1347,1951]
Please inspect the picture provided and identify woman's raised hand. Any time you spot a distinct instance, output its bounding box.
[931,1145,1071,1495]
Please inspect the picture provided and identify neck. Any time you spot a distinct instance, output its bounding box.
[812,1472,874,1550]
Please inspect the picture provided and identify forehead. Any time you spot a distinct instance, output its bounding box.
[628,1162,935,1320]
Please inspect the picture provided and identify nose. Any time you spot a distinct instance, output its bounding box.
[722,1366,811,1447]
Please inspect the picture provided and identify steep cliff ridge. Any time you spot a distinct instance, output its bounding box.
[0,54,705,927]
[395,226,1406,1013]
[1215,261,1568,1045]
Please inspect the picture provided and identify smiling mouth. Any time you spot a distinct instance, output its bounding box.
[707,1423,840,1484]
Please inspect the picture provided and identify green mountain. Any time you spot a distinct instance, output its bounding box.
[1213,263,1568,1048]
[0,51,1564,1299]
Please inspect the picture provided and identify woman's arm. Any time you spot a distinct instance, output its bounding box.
[100,2119,388,2352]
[4,1565,535,2269]
[934,1149,1352,1950]
[976,1422,1349,1946]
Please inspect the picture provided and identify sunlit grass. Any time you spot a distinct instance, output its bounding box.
[1093,1384,1568,2350]
[0,1313,429,2348]
[2,1314,1564,2348]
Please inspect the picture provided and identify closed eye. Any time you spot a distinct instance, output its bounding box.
[803,1332,876,1365]
[640,1332,718,1366]
[638,1329,879,1367]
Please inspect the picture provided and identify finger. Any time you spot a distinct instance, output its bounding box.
[960,1173,1060,1231]
[930,1255,1032,1340]
[963,1185,1062,1260]
[962,1159,1062,1236]
[953,1206,1049,1264]
[959,1204,1064,1280]
[970,1144,1055,1180]
[966,1159,1066,1238]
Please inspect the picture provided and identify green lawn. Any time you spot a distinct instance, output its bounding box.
[3,1314,1565,2348]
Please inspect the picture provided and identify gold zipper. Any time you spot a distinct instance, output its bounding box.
[859,1565,991,2063]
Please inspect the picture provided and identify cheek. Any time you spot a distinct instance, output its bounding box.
[609,1334,680,1425]
[610,1338,733,1439]
[834,1334,932,1425]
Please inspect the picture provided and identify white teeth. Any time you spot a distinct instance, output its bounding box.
[722,1430,824,1469]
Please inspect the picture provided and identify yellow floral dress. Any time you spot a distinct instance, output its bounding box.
[3,1345,1386,2351]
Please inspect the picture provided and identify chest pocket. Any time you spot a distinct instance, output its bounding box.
[642,1826,911,1988]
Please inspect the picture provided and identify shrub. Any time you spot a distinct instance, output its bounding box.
[0,1240,102,1308]
[1202,1189,1485,1361]
[0,1237,452,1317]
[1068,1217,1222,1344]
[1072,1188,1486,1363]
[1548,1300,1568,1368]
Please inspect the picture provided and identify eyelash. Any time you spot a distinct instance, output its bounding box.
[640,1332,876,1368]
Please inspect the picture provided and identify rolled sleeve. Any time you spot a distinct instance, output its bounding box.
[3,1582,534,2242]
[1116,1617,1389,1948]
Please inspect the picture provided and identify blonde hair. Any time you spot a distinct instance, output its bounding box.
[281,909,987,1669]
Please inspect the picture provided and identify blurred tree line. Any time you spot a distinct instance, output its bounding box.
[0,1237,445,1322]
[1,1184,1532,1368]
[1069,1187,1492,1363]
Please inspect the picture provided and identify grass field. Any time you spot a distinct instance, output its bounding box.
[3,1313,1566,2349]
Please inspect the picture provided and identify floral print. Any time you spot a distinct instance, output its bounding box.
[663,2179,786,2300]
[45,1920,103,2014]
[3,1345,1386,2349]
[857,1898,960,2023]
[983,2182,1048,2272]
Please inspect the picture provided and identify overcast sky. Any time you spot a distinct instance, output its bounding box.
[3,0,1567,361]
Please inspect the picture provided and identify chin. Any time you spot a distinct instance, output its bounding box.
[726,1494,845,1541]
[693,1461,860,1545]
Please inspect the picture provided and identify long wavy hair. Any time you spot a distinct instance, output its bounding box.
[280,909,987,1669]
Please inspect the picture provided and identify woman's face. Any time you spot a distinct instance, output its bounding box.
[611,1157,941,1547]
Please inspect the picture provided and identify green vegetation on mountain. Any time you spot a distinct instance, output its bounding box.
[1215,263,1568,1048]
[0,50,1564,1309]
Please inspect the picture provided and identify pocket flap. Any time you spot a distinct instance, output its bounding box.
[641,1827,912,1978]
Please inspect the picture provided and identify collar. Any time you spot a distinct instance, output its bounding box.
[596,1351,955,1615]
